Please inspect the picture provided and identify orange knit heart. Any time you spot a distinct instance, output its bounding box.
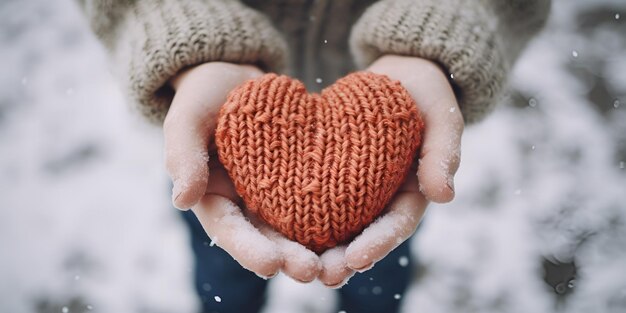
[215,72,424,253]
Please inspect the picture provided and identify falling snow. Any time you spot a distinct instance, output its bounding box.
[398,256,409,267]
[202,283,212,292]
[2,1,626,313]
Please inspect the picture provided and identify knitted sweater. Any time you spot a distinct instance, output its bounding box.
[78,0,551,124]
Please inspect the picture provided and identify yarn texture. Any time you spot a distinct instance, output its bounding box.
[78,0,550,124]
[215,72,424,253]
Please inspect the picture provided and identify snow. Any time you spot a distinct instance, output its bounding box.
[318,247,355,289]
[258,224,321,282]
[0,1,196,312]
[1,0,626,312]
[193,196,282,279]
[398,256,409,267]
[344,195,421,271]
[264,275,335,313]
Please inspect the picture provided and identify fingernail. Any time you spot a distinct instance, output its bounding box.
[353,262,374,273]
[256,271,278,280]
[171,181,188,210]
[446,177,455,193]
[324,282,344,289]
[324,275,354,289]
[347,257,374,272]
[294,277,314,284]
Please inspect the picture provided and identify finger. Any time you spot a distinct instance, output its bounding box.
[319,246,355,288]
[345,192,428,271]
[192,195,283,278]
[256,222,322,283]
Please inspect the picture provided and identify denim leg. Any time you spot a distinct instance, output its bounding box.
[337,238,414,313]
[181,210,269,313]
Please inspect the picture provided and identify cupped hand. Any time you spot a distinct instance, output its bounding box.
[164,62,322,282]
[318,55,464,287]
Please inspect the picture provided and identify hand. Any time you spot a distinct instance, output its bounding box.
[318,55,464,287]
[164,62,322,281]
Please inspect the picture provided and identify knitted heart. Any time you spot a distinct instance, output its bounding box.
[215,72,424,253]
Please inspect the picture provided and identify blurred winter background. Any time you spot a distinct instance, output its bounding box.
[1,0,625,312]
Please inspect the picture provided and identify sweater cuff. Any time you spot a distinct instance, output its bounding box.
[117,0,289,124]
[349,0,507,124]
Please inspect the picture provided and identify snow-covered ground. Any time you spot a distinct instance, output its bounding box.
[1,0,625,312]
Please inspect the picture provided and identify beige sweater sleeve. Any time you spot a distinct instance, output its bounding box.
[350,0,551,123]
[78,0,289,124]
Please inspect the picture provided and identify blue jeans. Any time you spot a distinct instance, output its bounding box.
[181,210,414,313]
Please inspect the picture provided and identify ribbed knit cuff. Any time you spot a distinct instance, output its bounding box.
[116,0,289,124]
[350,0,508,124]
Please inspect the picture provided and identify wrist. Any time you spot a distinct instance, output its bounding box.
[369,55,448,81]
[169,62,263,91]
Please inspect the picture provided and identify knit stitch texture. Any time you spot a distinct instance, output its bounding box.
[215,72,424,253]
[350,0,551,123]
[78,0,550,124]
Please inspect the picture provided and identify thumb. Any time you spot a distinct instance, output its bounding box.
[163,72,219,209]
[163,63,263,209]
[416,99,464,203]
[368,56,464,203]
